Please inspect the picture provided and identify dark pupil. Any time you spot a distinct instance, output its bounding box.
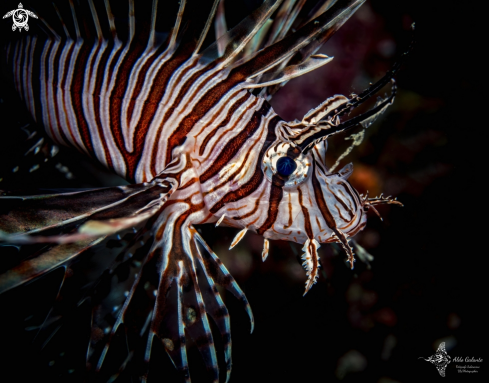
[276,156,297,177]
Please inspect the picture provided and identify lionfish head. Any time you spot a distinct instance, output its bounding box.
[227,48,407,293]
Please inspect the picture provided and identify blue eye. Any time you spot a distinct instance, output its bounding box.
[276,156,297,177]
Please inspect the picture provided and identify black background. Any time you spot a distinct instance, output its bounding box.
[0,1,484,382]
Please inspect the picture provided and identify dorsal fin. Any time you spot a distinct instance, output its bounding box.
[199,0,283,66]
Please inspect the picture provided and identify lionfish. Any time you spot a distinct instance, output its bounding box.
[0,0,405,381]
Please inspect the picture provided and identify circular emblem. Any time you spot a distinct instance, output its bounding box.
[3,3,38,32]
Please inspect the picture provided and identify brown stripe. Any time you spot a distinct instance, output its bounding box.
[91,41,116,170]
[311,164,337,230]
[42,41,59,142]
[203,97,260,166]
[341,182,360,212]
[48,40,73,147]
[151,59,217,176]
[164,69,249,171]
[315,216,324,231]
[334,204,349,223]
[70,42,95,156]
[326,183,353,220]
[231,184,267,220]
[256,177,283,235]
[108,34,151,179]
[59,42,84,153]
[199,92,251,156]
[200,102,270,183]
[284,193,293,229]
[297,187,314,238]
[209,116,279,213]
[337,188,354,215]
[51,40,63,88]
[126,44,167,123]
[203,104,263,194]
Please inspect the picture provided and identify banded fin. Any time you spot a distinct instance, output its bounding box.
[194,231,254,332]
[0,180,175,297]
[0,180,174,244]
[0,237,105,295]
[301,238,320,295]
[332,230,355,269]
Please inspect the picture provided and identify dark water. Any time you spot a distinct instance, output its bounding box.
[0,1,484,382]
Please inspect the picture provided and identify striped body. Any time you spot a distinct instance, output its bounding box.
[6,25,366,244]
[0,1,402,381]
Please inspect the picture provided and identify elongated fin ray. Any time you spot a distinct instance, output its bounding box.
[94,241,160,373]
[263,0,297,47]
[0,237,105,294]
[147,0,159,47]
[307,0,338,24]
[167,0,187,53]
[242,18,273,58]
[214,0,228,57]
[271,0,308,46]
[295,80,397,153]
[152,268,189,381]
[88,0,103,41]
[200,0,284,66]
[233,0,364,80]
[180,253,219,382]
[52,2,71,39]
[103,0,117,39]
[293,25,416,152]
[68,0,81,39]
[194,0,221,54]
[31,6,60,39]
[191,232,233,382]
[193,231,254,333]
[245,54,333,88]
[0,181,174,243]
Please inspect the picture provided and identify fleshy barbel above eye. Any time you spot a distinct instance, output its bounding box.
[261,143,311,187]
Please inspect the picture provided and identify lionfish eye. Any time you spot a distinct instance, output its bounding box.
[262,143,311,187]
[276,156,297,177]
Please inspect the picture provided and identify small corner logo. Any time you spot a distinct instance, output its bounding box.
[419,342,452,377]
[3,3,37,32]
